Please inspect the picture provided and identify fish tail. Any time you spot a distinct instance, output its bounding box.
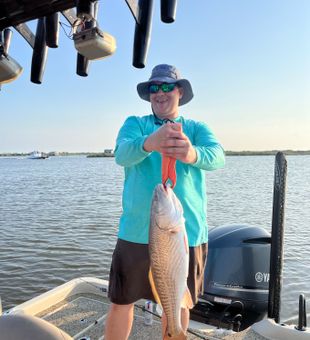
[163,330,187,340]
[181,287,194,310]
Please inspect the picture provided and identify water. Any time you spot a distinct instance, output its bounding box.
[0,155,309,324]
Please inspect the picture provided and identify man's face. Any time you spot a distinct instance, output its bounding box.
[149,82,183,120]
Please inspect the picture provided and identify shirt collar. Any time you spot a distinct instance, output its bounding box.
[153,114,181,125]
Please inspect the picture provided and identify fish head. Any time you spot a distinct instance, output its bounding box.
[151,183,184,231]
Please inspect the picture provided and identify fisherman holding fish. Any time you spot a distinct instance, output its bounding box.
[104,64,225,340]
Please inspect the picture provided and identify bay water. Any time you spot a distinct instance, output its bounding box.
[0,155,309,324]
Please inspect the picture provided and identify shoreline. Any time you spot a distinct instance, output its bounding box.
[1,150,310,157]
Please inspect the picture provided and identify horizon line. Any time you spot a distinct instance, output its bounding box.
[1,149,310,156]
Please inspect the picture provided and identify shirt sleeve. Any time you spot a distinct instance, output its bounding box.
[191,121,225,171]
[114,116,150,167]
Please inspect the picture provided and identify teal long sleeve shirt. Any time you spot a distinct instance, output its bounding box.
[114,114,225,246]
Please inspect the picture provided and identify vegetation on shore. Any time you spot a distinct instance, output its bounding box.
[225,150,310,156]
[0,150,310,157]
[86,152,114,158]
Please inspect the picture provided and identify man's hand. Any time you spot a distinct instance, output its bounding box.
[143,122,197,164]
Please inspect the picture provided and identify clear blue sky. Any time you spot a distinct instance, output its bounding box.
[1,0,309,153]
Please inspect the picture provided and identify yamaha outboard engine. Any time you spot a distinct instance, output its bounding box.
[191,224,271,331]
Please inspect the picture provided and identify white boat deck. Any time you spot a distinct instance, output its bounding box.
[35,292,265,340]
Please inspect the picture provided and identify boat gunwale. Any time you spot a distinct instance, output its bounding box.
[5,277,108,316]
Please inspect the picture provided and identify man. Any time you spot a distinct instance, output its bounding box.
[104,64,225,339]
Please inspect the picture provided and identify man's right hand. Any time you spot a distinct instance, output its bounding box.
[143,122,183,153]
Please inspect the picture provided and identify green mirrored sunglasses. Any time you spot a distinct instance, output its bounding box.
[149,83,177,94]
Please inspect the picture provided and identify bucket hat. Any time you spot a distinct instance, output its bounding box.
[137,64,194,106]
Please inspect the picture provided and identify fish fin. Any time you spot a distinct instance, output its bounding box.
[181,287,194,310]
[168,226,182,233]
[163,329,187,340]
[183,233,189,254]
[148,269,162,306]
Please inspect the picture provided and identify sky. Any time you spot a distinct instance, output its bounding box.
[1,0,309,153]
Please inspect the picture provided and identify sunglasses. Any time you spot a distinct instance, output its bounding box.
[149,83,177,94]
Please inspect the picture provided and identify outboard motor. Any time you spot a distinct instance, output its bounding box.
[191,224,271,331]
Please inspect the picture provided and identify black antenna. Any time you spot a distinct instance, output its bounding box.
[268,151,287,323]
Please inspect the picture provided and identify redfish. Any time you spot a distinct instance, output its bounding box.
[149,183,193,340]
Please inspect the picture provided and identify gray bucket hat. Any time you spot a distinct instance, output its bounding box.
[137,64,194,106]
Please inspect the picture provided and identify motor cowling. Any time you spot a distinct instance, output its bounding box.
[191,224,271,331]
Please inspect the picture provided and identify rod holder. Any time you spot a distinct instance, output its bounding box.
[161,0,177,23]
[295,294,307,331]
[3,29,12,53]
[76,10,96,76]
[132,0,154,68]
[45,13,59,48]
[76,0,94,20]
[31,18,48,84]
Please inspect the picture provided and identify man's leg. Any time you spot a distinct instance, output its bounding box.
[104,303,134,340]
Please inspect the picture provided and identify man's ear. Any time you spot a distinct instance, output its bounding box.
[178,87,184,99]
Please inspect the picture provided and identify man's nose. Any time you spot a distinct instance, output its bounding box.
[156,89,165,94]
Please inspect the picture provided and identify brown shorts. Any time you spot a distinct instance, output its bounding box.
[108,238,208,306]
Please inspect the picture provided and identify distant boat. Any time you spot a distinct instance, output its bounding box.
[28,151,49,159]
[103,149,114,157]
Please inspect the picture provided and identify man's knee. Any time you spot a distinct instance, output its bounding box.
[109,303,134,314]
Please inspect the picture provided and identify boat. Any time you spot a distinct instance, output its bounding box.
[28,151,49,159]
[1,152,309,339]
[1,276,309,340]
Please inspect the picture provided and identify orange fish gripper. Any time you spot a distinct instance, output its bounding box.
[162,155,177,189]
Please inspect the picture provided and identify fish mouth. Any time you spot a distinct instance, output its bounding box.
[155,184,181,213]
[152,184,170,224]
[154,183,171,203]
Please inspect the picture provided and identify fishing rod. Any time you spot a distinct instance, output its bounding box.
[135,303,221,340]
